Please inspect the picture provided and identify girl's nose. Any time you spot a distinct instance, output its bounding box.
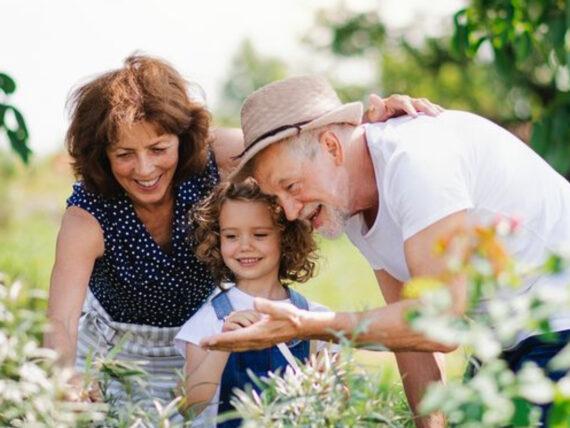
[238,235,253,249]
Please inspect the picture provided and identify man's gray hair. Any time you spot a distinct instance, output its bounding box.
[244,123,355,180]
[281,123,355,159]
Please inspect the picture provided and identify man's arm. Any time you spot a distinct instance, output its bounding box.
[203,212,468,352]
[375,270,445,428]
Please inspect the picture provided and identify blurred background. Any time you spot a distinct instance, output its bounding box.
[2,0,569,379]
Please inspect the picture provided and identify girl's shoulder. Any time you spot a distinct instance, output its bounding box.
[175,292,224,349]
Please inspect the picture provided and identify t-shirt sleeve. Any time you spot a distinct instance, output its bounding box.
[174,303,223,357]
[66,182,107,225]
[384,142,474,241]
[307,300,332,313]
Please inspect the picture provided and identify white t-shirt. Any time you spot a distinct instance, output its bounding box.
[345,110,570,340]
[175,285,332,427]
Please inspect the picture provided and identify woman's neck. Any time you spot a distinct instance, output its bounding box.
[235,276,288,300]
[133,194,175,251]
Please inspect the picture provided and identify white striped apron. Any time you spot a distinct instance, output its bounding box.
[75,292,185,413]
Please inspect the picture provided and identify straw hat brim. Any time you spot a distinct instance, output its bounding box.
[229,101,363,182]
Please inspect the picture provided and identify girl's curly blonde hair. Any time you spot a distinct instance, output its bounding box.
[191,178,318,287]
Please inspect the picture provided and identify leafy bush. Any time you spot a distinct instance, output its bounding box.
[403,219,570,426]
[232,347,412,427]
[0,273,184,427]
[0,274,105,427]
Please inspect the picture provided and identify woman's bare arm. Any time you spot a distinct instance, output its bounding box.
[45,207,104,367]
[211,128,244,178]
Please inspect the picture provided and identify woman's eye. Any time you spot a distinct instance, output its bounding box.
[152,147,166,153]
[116,152,132,158]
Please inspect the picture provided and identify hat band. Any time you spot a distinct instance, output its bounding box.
[232,119,312,160]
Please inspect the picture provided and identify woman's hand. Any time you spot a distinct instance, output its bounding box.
[365,94,444,123]
[66,372,103,403]
[222,309,262,332]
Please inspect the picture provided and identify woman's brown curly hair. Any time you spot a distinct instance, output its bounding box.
[66,54,211,197]
[192,178,318,288]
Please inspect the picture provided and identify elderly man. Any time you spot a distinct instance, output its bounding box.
[203,76,570,426]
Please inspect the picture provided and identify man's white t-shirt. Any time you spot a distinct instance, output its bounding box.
[174,285,332,427]
[345,110,570,340]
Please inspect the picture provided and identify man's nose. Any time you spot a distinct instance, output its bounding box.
[280,197,303,221]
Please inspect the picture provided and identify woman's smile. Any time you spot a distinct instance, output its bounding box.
[133,174,163,191]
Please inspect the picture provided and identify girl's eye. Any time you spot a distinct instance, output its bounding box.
[223,234,237,240]
[254,233,269,238]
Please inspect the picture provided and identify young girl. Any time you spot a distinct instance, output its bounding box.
[174,178,330,427]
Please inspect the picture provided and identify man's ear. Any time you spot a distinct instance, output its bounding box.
[319,130,344,165]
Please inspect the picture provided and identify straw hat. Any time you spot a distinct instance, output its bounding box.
[229,75,363,182]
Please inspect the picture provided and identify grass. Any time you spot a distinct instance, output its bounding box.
[0,151,72,289]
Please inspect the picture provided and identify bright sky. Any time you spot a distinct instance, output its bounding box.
[2,0,459,155]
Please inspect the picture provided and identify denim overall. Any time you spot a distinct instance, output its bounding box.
[212,288,310,428]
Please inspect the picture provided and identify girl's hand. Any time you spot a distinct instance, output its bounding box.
[365,94,444,123]
[222,309,262,332]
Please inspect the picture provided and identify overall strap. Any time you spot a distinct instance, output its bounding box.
[287,288,309,311]
[211,291,234,320]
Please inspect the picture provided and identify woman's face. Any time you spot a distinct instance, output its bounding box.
[107,121,179,209]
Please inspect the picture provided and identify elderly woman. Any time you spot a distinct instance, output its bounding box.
[44,54,440,406]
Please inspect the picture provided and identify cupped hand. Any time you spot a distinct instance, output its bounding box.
[365,93,444,123]
[203,298,305,351]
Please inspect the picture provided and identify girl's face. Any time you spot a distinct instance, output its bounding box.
[106,121,179,210]
[219,199,281,284]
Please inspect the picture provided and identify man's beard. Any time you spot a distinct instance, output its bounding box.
[317,204,350,239]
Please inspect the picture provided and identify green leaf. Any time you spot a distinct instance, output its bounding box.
[2,105,31,164]
[547,398,570,428]
[514,31,531,62]
[451,9,470,58]
[0,73,16,95]
[530,117,550,156]
[0,103,7,125]
[510,397,538,427]
[7,129,32,164]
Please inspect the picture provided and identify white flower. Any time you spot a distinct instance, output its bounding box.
[517,363,554,404]
[557,376,570,397]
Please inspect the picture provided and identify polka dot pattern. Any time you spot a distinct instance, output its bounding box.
[67,156,219,327]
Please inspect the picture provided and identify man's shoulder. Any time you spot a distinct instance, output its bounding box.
[367,110,484,140]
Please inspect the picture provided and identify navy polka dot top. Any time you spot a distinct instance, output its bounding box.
[66,156,219,327]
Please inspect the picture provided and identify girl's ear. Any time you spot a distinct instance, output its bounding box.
[318,130,344,165]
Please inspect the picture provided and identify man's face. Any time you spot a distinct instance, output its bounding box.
[252,137,351,239]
